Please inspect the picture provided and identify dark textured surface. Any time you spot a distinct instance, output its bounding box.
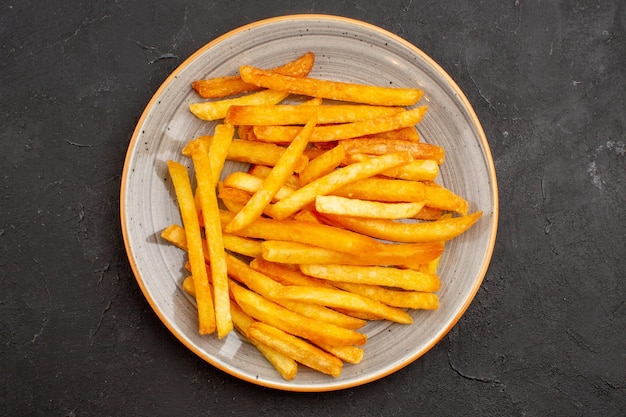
[1,1,624,416]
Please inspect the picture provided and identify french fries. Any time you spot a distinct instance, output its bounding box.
[161,51,483,380]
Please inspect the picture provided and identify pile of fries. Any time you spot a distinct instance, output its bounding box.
[160,52,482,380]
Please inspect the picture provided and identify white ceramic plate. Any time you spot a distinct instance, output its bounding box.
[121,14,498,392]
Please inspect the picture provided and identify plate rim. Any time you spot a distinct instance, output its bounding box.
[120,13,499,392]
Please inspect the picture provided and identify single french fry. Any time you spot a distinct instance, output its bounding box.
[253,106,428,143]
[320,211,483,243]
[188,137,309,171]
[230,281,367,347]
[225,118,315,232]
[230,301,298,381]
[219,209,382,256]
[333,177,469,215]
[192,52,315,98]
[270,285,413,324]
[222,233,263,258]
[300,264,441,292]
[298,144,346,186]
[208,124,235,185]
[267,152,414,220]
[315,195,425,219]
[314,342,364,365]
[225,104,402,126]
[379,159,440,182]
[332,281,439,310]
[260,240,443,267]
[190,141,232,338]
[247,321,343,377]
[189,89,290,121]
[167,161,216,334]
[239,65,423,106]
[341,138,445,164]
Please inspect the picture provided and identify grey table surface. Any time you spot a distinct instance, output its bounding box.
[1,1,624,416]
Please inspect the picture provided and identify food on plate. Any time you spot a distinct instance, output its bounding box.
[161,51,482,379]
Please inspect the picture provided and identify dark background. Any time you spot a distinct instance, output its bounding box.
[1,1,624,416]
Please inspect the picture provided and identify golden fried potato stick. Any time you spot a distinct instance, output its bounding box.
[219,209,382,256]
[298,144,346,186]
[267,152,414,220]
[314,342,363,365]
[377,159,440,182]
[222,233,263,258]
[239,65,423,106]
[192,52,315,98]
[167,161,216,335]
[332,281,439,310]
[260,240,443,267]
[230,301,298,380]
[315,195,425,219]
[189,89,289,121]
[320,211,483,243]
[270,286,413,324]
[190,141,232,338]
[225,104,402,126]
[253,106,428,143]
[230,281,367,347]
[247,321,343,377]
[333,177,469,215]
[341,138,445,164]
[225,118,315,233]
[300,264,441,292]
[207,124,235,185]
[186,137,309,171]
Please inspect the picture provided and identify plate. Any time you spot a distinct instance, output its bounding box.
[120,14,498,392]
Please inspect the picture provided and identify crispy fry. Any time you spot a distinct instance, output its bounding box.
[239,65,423,106]
[222,234,263,258]
[270,286,413,324]
[189,89,289,121]
[333,177,469,215]
[190,142,232,338]
[314,342,364,365]
[192,52,315,98]
[320,211,483,243]
[226,104,402,126]
[167,161,216,334]
[247,322,343,377]
[298,144,345,186]
[260,240,443,267]
[225,118,315,232]
[267,152,414,220]
[300,264,441,292]
[253,106,428,143]
[341,138,445,164]
[315,195,425,219]
[332,281,439,310]
[230,281,367,347]
[362,126,420,141]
